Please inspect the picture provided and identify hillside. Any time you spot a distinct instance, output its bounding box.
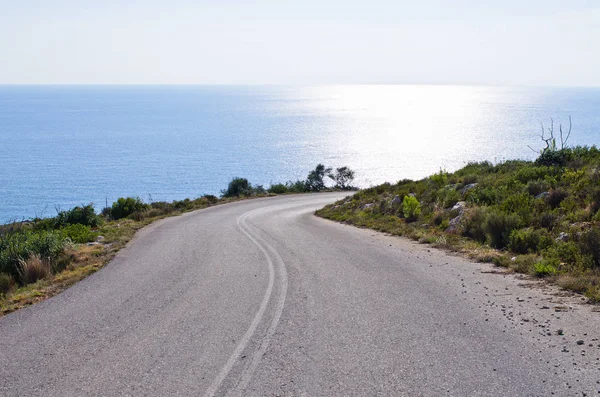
[317,146,600,301]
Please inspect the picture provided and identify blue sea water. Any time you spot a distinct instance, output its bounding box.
[0,85,599,222]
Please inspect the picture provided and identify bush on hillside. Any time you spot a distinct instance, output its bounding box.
[268,183,289,194]
[526,180,549,197]
[508,228,551,254]
[221,177,254,197]
[202,194,219,204]
[545,189,568,209]
[0,229,66,281]
[543,241,581,268]
[55,204,101,228]
[579,227,600,268]
[286,180,310,193]
[535,149,570,167]
[402,196,421,222]
[462,207,488,243]
[60,224,97,244]
[110,197,149,220]
[483,211,520,249]
[0,272,14,294]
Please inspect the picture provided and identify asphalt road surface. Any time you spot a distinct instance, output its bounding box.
[1,193,600,396]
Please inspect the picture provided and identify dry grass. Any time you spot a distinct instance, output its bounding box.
[17,254,51,285]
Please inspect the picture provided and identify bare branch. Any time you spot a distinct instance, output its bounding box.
[560,115,572,149]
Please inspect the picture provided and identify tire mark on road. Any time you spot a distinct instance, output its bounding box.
[204,208,288,396]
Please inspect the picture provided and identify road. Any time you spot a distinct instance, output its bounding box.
[1,193,599,396]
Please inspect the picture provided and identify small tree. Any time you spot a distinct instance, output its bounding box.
[221,177,253,197]
[306,164,332,192]
[329,166,356,190]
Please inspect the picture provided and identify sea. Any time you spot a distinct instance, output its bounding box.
[0,85,599,222]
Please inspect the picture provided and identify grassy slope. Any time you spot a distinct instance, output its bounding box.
[316,147,600,301]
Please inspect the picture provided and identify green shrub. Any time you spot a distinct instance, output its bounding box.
[286,180,309,193]
[484,211,520,248]
[543,241,580,267]
[500,193,533,223]
[402,196,421,222]
[466,186,499,206]
[534,259,559,277]
[433,212,445,226]
[439,219,450,230]
[0,272,14,294]
[545,189,568,209]
[535,149,570,167]
[462,207,488,242]
[110,197,149,219]
[31,217,58,231]
[508,228,552,254]
[0,230,63,282]
[515,166,551,184]
[461,174,479,185]
[441,189,461,209]
[221,177,254,197]
[202,194,219,204]
[578,227,600,267]
[537,211,558,230]
[589,186,600,214]
[508,229,537,254]
[527,180,549,197]
[268,183,289,194]
[56,204,101,227]
[429,169,448,188]
[60,224,97,244]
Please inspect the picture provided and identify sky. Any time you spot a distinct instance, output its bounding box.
[0,0,599,86]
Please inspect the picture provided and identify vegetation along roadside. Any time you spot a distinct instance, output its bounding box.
[0,164,356,316]
[317,129,600,301]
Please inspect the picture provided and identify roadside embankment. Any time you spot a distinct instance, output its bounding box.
[317,146,600,301]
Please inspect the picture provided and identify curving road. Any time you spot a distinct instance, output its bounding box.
[1,193,599,396]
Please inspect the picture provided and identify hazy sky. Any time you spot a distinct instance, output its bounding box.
[1,0,599,85]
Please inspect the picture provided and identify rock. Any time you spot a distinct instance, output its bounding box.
[361,203,374,210]
[445,213,463,233]
[451,201,467,213]
[408,193,416,197]
[535,191,550,199]
[87,242,100,246]
[577,340,585,345]
[556,232,569,242]
[461,183,478,196]
[96,235,105,242]
[511,256,517,262]
[390,195,402,206]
